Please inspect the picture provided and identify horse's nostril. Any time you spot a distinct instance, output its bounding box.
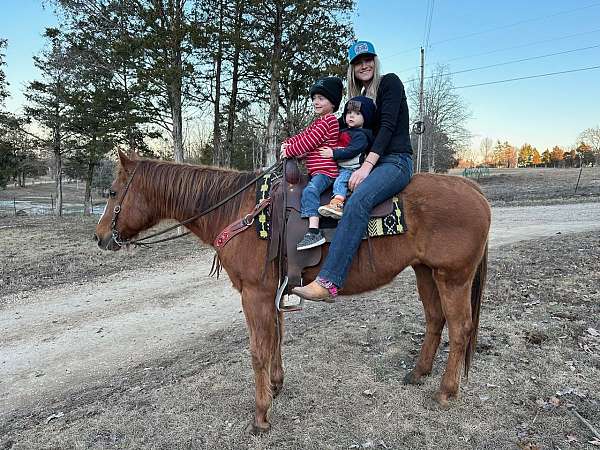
[93,233,99,242]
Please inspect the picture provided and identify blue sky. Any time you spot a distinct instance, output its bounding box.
[354,0,600,152]
[2,0,599,153]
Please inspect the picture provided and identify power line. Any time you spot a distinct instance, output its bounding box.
[444,43,600,77]
[403,42,600,84]
[452,64,600,89]
[423,0,435,49]
[422,0,430,47]
[383,2,600,60]
[431,2,600,47]
[396,27,600,74]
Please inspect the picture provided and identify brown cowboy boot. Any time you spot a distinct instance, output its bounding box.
[291,281,335,303]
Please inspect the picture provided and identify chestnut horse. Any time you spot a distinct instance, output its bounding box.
[95,151,490,433]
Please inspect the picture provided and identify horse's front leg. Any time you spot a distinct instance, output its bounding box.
[270,310,285,397]
[241,285,279,434]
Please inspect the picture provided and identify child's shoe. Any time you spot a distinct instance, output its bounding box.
[296,231,326,251]
[318,198,344,219]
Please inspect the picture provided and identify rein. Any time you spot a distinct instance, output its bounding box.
[110,160,283,248]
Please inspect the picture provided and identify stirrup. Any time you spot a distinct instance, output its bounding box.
[275,276,304,312]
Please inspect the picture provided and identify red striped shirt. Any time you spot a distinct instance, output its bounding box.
[284,114,339,178]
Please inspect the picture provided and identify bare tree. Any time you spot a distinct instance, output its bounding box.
[480,137,494,166]
[408,65,471,172]
[579,126,600,164]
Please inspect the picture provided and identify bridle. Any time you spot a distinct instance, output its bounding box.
[110,163,140,247]
[108,160,283,248]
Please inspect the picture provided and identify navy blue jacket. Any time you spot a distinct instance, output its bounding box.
[332,127,374,163]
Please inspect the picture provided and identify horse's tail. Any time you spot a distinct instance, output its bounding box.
[464,241,488,378]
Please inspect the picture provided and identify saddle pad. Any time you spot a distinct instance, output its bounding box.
[255,173,406,240]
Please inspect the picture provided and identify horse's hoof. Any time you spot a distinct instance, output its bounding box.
[271,382,284,398]
[245,421,271,435]
[433,391,453,410]
[403,370,424,385]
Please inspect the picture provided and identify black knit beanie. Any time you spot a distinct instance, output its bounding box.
[309,76,343,112]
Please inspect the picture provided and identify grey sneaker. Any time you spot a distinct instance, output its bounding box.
[296,231,326,251]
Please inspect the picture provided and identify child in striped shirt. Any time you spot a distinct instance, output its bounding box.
[280,76,343,251]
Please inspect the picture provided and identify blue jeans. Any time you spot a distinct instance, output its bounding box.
[319,153,413,287]
[332,167,355,199]
[300,173,335,218]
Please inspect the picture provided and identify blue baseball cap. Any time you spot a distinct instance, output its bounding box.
[348,41,377,64]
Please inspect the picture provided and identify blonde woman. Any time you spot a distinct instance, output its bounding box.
[293,40,413,301]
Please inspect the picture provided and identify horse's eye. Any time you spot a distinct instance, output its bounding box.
[109,190,117,198]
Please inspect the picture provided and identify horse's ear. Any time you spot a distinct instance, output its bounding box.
[117,150,135,172]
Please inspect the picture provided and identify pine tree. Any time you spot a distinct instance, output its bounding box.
[0,38,14,135]
[0,39,8,113]
[136,0,197,163]
[246,0,354,166]
[24,28,75,216]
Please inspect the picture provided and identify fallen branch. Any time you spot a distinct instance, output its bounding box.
[568,407,600,440]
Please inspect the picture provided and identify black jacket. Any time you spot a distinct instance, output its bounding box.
[371,73,413,156]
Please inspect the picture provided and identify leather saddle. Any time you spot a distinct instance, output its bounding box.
[270,159,394,311]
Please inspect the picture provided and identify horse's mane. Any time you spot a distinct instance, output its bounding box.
[131,159,257,224]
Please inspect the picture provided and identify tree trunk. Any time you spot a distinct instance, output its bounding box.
[166,0,184,164]
[84,161,94,215]
[264,1,283,166]
[55,148,63,217]
[212,0,224,167]
[123,62,136,154]
[225,0,243,168]
[171,79,184,163]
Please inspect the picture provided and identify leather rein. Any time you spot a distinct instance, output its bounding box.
[110,160,283,248]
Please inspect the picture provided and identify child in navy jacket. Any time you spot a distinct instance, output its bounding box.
[318,96,375,219]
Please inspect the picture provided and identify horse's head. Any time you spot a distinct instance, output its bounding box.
[95,151,158,251]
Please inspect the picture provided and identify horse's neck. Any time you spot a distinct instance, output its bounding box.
[153,169,252,245]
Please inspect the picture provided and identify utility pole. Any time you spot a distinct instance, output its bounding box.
[416,47,425,173]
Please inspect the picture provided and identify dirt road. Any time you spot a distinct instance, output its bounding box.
[2,202,599,421]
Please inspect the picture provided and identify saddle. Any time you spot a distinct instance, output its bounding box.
[214,159,404,312]
[268,160,395,311]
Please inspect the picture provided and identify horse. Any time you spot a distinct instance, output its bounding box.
[95,150,491,434]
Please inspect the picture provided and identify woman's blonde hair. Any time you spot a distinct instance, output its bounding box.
[346,56,381,103]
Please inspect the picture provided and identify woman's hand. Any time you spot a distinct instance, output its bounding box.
[280,143,288,159]
[318,146,333,159]
[348,163,373,191]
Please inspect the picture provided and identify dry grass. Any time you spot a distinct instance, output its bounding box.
[2,231,599,449]
[0,215,208,301]
[0,178,100,216]
[470,167,600,206]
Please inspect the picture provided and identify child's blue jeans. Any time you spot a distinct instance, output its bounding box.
[300,173,335,218]
[332,167,355,199]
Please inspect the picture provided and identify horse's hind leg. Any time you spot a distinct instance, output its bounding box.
[432,272,473,407]
[404,264,445,385]
[241,286,278,434]
[270,311,285,397]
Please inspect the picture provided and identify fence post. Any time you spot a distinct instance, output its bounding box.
[574,165,583,194]
[50,194,54,212]
[13,197,16,216]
